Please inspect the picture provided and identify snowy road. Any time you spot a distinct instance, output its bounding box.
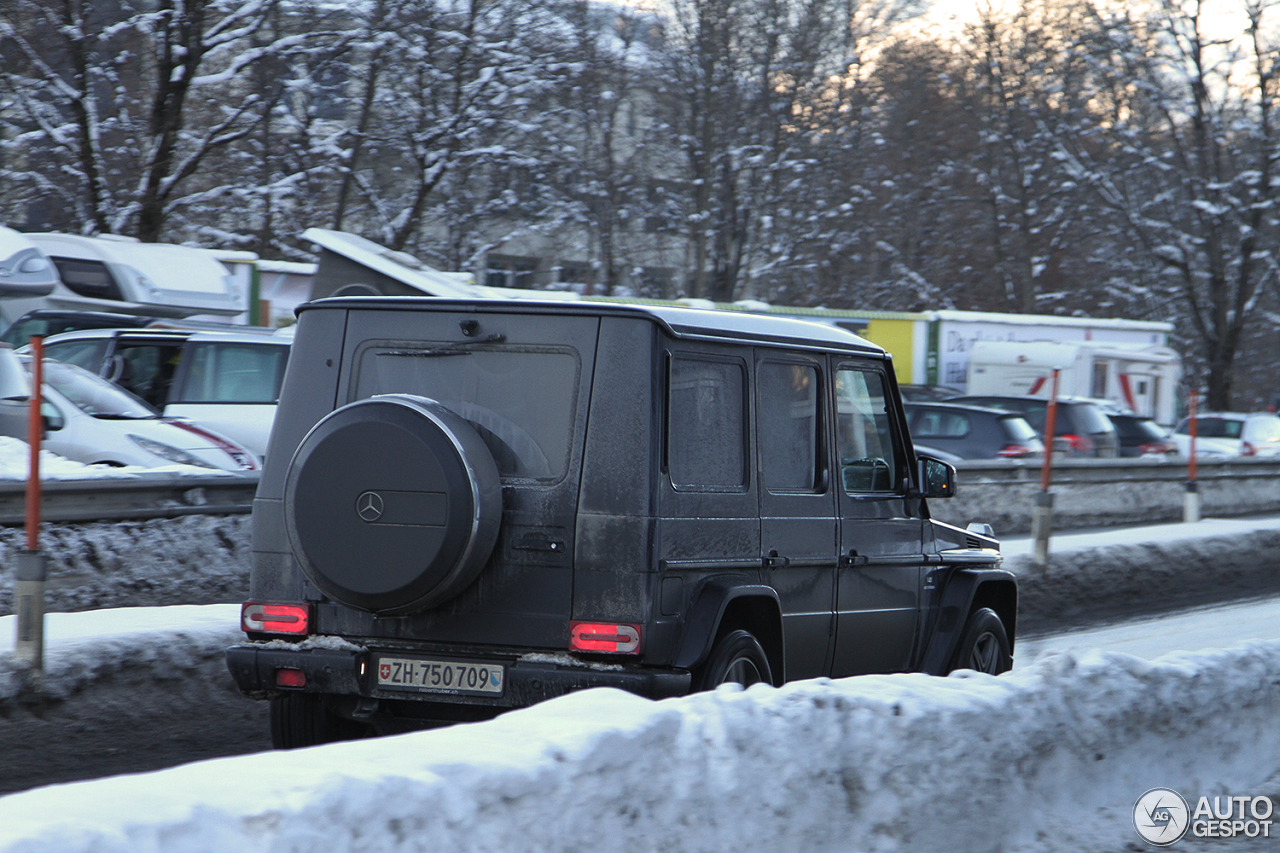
[1017,594,1280,667]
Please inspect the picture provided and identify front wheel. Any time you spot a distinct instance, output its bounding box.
[695,629,773,690]
[947,607,1012,675]
[270,693,370,749]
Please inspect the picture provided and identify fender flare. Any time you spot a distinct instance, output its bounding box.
[918,567,1018,675]
[672,577,784,681]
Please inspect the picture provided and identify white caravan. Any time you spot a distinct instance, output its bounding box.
[1,232,245,326]
[966,339,1182,425]
[0,226,58,301]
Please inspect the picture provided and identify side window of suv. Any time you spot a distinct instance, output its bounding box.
[835,367,898,492]
[757,360,821,492]
[667,355,747,490]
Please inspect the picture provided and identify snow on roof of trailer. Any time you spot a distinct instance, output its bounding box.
[928,308,1174,331]
[970,339,1179,365]
[25,233,234,297]
[256,259,317,275]
[302,228,482,298]
[0,226,39,258]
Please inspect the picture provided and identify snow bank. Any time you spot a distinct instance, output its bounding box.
[0,435,231,480]
[1,634,1278,853]
[0,514,251,616]
[1007,516,1280,631]
[0,605,241,704]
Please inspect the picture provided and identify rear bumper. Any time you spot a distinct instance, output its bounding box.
[226,641,692,708]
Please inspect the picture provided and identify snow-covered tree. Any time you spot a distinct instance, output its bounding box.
[1054,0,1280,409]
[0,0,332,242]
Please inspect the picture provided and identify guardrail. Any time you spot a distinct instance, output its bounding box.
[932,456,1280,535]
[0,473,258,525]
[0,457,1274,533]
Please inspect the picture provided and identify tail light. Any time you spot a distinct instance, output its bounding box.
[1139,442,1176,456]
[1059,434,1095,454]
[242,601,311,636]
[997,443,1036,458]
[1243,441,1257,457]
[275,668,307,688]
[570,621,642,654]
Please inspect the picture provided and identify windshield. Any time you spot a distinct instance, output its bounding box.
[35,358,158,418]
[0,347,31,400]
[999,415,1040,442]
[1113,416,1167,442]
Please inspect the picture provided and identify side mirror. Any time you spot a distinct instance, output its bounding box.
[916,454,956,499]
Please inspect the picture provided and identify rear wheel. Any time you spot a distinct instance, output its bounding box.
[270,693,370,749]
[695,629,773,690]
[947,607,1012,675]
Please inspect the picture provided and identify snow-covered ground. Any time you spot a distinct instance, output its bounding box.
[1,599,1278,851]
[0,435,235,480]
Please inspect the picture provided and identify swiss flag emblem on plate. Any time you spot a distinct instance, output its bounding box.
[380,663,391,679]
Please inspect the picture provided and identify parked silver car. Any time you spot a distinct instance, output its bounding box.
[1172,412,1280,458]
[19,353,259,472]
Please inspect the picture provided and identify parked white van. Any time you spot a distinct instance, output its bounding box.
[30,327,289,460]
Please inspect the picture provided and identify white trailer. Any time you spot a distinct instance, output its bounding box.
[966,339,1182,424]
[0,226,58,301]
[1,232,246,326]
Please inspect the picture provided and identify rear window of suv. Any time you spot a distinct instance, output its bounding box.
[353,342,580,482]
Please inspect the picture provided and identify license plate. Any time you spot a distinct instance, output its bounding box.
[375,655,505,696]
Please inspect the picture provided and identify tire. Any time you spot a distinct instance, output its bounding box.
[947,607,1012,675]
[283,394,502,615]
[270,693,369,749]
[695,629,773,690]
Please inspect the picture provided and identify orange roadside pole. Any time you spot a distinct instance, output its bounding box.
[15,335,48,675]
[1184,389,1200,522]
[1031,368,1060,566]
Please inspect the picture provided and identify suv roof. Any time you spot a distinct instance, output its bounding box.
[302,297,888,356]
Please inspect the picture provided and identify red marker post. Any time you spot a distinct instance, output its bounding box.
[1184,389,1200,523]
[1031,369,1061,566]
[14,335,48,675]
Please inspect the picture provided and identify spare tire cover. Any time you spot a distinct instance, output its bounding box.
[284,394,502,615]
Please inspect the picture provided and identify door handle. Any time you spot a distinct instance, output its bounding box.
[763,550,791,569]
[839,549,869,568]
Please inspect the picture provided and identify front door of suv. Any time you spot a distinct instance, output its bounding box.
[756,353,837,681]
[831,362,925,676]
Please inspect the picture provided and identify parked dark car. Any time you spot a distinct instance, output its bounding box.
[904,401,1044,460]
[1107,412,1177,457]
[946,395,1120,458]
[899,384,961,403]
[226,298,1014,748]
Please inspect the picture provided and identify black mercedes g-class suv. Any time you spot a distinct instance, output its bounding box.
[227,298,1014,748]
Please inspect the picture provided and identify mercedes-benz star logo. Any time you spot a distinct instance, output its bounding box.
[356,491,384,522]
